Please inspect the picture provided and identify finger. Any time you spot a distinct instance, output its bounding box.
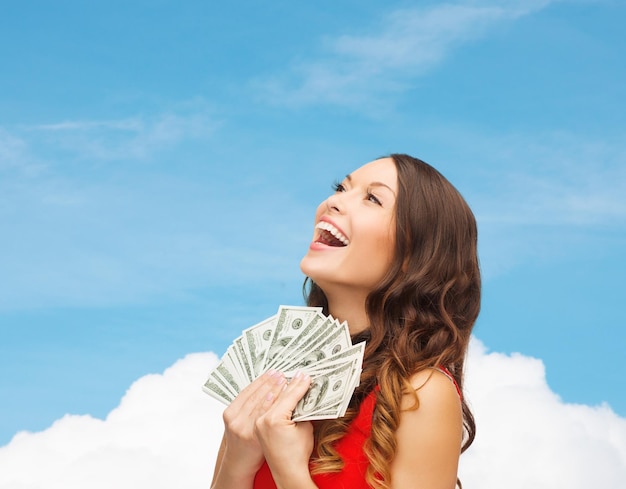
[270,371,312,416]
[249,372,287,417]
[229,370,284,414]
[223,371,287,436]
[235,369,279,401]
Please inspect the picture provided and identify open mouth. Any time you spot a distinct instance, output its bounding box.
[315,221,349,247]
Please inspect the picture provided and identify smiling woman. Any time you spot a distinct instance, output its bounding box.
[210,154,481,489]
[301,158,398,304]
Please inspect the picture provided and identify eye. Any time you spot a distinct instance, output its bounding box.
[332,180,346,192]
[367,192,382,206]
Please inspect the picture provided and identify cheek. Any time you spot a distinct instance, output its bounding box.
[376,227,396,266]
[362,222,395,269]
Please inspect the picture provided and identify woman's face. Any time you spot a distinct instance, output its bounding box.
[300,157,398,297]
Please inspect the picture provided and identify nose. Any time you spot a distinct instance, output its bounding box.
[325,192,344,213]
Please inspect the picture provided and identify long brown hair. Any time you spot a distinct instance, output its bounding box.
[305,154,480,488]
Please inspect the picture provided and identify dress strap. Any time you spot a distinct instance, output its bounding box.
[435,366,462,401]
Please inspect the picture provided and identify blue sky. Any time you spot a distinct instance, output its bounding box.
[1,0,625,448]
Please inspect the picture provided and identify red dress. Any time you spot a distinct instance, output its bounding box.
[253,389,377,489]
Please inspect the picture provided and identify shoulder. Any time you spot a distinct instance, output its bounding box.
[401,368,463,435]
[398,368,463,438]
[404,368,462,410]
[390,369,463,488]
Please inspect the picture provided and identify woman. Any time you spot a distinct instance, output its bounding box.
[211,154,480,489]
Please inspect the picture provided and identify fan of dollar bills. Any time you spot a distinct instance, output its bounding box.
[203,305,365,421]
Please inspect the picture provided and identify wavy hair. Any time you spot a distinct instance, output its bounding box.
[305,154,480,489]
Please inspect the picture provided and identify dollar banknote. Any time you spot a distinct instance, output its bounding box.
[202,305,365,421]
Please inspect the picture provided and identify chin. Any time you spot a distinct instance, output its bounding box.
[299,255,311,276]
[299,253,324,279]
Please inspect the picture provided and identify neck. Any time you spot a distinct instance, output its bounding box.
[325,293,370,335]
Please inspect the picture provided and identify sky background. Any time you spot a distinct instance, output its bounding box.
[1,0,625,486]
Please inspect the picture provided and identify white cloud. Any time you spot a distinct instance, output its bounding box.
[256,0,558,109]
[1,341,624,489]
[460,339,626,487]
[0,352,223,489]
[20,108,219,162]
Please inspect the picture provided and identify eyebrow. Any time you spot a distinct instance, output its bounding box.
[345,174,397,197]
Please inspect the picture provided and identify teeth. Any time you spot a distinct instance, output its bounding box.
[316,221,350,245]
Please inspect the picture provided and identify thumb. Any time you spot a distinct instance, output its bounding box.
[270,371,312,420]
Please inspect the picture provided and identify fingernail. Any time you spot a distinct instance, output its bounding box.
[293,371,302,380]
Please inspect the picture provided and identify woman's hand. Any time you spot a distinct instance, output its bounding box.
[255,371,318,489]
[212,370,287,488]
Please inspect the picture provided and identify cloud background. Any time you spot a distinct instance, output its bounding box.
[1,0,625,485]
[2,342,625,489]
